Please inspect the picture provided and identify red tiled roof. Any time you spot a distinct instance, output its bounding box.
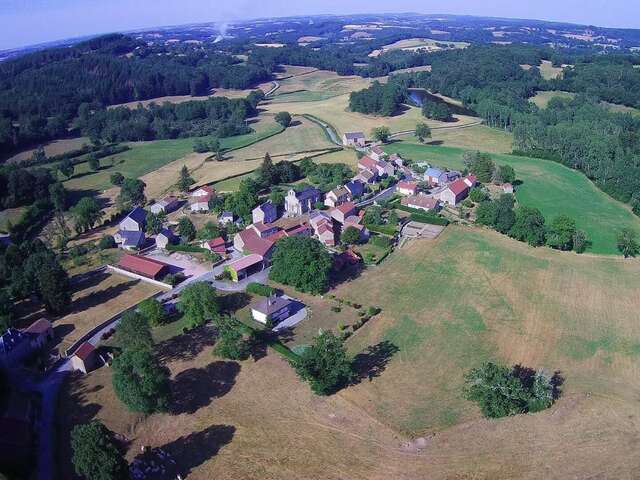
[227,254,263,272]
[189,193,213,204]
[117,254,169,279]
[358,156,377,170]
[269,230,288,241]
[402,195,438,210]
[465,175,477,185]
[22,318,52,335]
[251,222,276,234]
[335,201,356,214]
[397,181,417,191]
[74,342,95,361]
[205,237,226,253]
[447,179,469,196]
[370,145,384,154]
[191,185,215,196]
[237,229,275,257]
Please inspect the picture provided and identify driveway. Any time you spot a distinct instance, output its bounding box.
[145,249,209,278]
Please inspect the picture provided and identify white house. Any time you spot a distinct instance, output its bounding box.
[342,131,366,147]
[369,145,387,162]
[189,186,215,212]
[119,207,147,232]
[250,295,293,325]
[252,201,278,224]
[324,186,351,208]
[149,196,180,215]
[284,187,321,217]
[396,181,418,196]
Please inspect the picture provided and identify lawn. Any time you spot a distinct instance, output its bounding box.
[270,68,371,102]
[529,90,575,108]
[385,141,640,255]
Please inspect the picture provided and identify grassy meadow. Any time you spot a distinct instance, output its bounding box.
[385,141,640,255]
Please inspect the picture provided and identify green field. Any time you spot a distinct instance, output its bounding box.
[529,90,576,108]
[337,226,640,436]
[385,141,640,255]
[62,119,284,192]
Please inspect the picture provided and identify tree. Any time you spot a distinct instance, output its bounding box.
[110,172,124,186]
[177,217,196,242]
[145,211,166,235]
[422,100,452,121]
[49,182,67,212]
[292,330,354,395]
[114,311,153,351]
[464,151,495,183]
[88,155,100,171]
[258,152,277,187]
[177,165,195,192]
[270,237,332,294]
[363,205,383,226]
[58,159,75,179]
[371,126,391,143]
[509,206,546,246]
[492,164,516,184]
[573,230,588,253]
[30,253,71,314]
[71,421,129,480]
[0,289,14,331]
[415,123,432,143]
[213,316,250,360]
[494,194,515,234]
[196,221,221,241]
[116,178,145,210]
[31,146,47,164]
[617,228,639,257]
[341,226,361,245]
[112,347,170,414]
[275,111,292,128]
[138,298,165,327]
[469,187,488,203]
[99,235,116,250]
[545,215,576,251]
[70,197,104,233]
[178,282,220,328]
[269,189,285,206]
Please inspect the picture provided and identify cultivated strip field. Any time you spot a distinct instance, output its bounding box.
[385,141,640,254]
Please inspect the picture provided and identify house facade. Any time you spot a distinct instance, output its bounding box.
[342,131,366,147]
[252,201,278,224]
[396,181,418,196]
[71,342,98,374]
[439,179,470,206]
[401,194,440,212]
[119,207,146,232]
[250,295,293,325]
[369,145,387,162]
[324,186,351,208]
[284,187,321,217]
[190,185,215,212]
[155,228,177,249]
[149,196,180,215]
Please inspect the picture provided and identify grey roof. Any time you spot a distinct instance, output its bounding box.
[158,228,177,240]
[344,131,365,140]
[126,207,147,225]
[120,230,145,247]
[251,296,292,316]
[295,187,322,201]
[257,201,276,213]
[220,211,234,218]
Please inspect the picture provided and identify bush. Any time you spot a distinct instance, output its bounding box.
[246,282,275,296]
[331,306,341,313]
[163,272,185,286]
[367,306,381,316]
[409,213,449,226]
[98,235,116,250]
[166,243,207,253]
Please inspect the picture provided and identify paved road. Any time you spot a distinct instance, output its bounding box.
[264,80,280,97]
[356,185,397,208]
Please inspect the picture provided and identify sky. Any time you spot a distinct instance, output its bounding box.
[1,0,639,50]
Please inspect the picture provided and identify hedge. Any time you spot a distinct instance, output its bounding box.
[246,283,275,296]
[365,223,397,236]
[409,213,449,226]
[166,244,207,253]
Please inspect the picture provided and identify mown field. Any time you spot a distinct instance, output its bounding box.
[6,136,91,163]
[529,90,576,108]
[270,69,372,103]
[385,141,640,255]
[56,227,640,479]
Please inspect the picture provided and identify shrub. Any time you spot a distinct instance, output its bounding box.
[367,306,381,316]
[246,282,275,296]
[163,272,185,286]
[331,306,341,313]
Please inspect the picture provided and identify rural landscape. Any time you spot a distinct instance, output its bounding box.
[1,7,640,480]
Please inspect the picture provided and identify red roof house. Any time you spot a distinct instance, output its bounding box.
[117,254,170,280]
[330,202,357,224]
[397,181,418,196]
[203,237,227,254]
[439,179,469,206]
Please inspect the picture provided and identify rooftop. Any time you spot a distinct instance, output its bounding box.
[251,295,292,316]
[74,342,95,361]
[447,179,469,196]
[117,254,169,278]
[22,318,52,335]
[227,254,264,272]
[344,131,365,139]
[126,206,147,225]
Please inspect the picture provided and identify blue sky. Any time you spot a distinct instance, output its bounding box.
[1,0,639,50]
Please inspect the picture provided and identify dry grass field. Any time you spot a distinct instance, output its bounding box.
[369,38,469,57]
[408,124,513,153]
[270,69,372,103]
[264,94,480,137]
[5,136,90,163]
[56,227,640,479]
[529,90,576,108]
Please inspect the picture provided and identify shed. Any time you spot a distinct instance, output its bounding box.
[225,254,264,282]
[71,342,97,374]
[117,254,170,280]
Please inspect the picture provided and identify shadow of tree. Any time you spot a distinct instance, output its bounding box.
[155,325,217,364]
[69,280,139,314]
[170,361,240,415]
[351,340,399,384]
[131,424,235,479]
[220,292,251,314]
[69,270,110,292]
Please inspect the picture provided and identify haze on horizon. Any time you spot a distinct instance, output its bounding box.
[1,0,639,50]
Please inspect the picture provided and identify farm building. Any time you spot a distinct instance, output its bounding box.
[284,187,322,217]
[250,295,293,325]
[463,175,477,188]
[115,230,145,250]
[71,342,98,374]
[190,185,216,212]
[233,229,276,259]
[401,194,440,212]
[156,228,178,249]
[149,196,180,214]
[342,131,366,147]
[119,207,147,232]
[252,201,278,224]
[439,179,469,206]
[225,254,264,282]
[397,181,418,196]
[117,254,170,280]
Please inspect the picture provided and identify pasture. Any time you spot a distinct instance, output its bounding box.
[270,69,371,103]
[55,227,640,479]
[529,90,576,108]
[369,37,469,57]
[385,141,640,254]
[6,136,90,163]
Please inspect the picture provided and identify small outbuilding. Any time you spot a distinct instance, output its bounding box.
[224,254,264,282]
[71,342,98,374]
[117,254,170,280]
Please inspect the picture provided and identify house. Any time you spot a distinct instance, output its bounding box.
[119,207,147,232]
[283,221,312,238]
[374,159,395,177]
[218,211,235,225]
[284,187,321,217]
[401,194,440,212]
[424,167,444,186]
[353,169,377,184]
[252,201,278,224]
[331,202,357,224]
[250,295,293,325]
[117,254,170,280]
[233,229,276,259]
[343,216,369,242]
[398,165,415,180]
[439,179,469,206]
[389,153,403,168]
[502,183,514,194]
[22,318,54,349]
[0,328,32,368]
[309,211,336,247]
[202,236,226,254]
[115,230,146,250]
[190,185,216,212]
[342,131,366,147]
[369,145,387,162]
[71,342,98,374]
[155,228,177,249]
[225,254,264,282]
[248,221,280,239]
[358,155,378,173]
[397,180,418,196]
[345,180,365,198]
[463,175,477,188]
[149,196,180,215]
[324,185,352,208]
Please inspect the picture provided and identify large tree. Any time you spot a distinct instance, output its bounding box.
[274,111,292,128]
[145,211,166,235]
[112,347,171,414]
[270,236,332,294]
[114,311,153,351]
[116,178,146,211]
[509,206,546,246]
[70,197,104,233]
[371,126,391,143]
[415,123,432,143]
[138,298,165,327]
[177,165,195,192]
[545,215,576,251]
[213,316,250,360]
[292,330,354,395]
[27,252,71,314]
[71,421,129,480]
[178,282,220,328]
[617,228,639,258]
[177,217,196,242]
